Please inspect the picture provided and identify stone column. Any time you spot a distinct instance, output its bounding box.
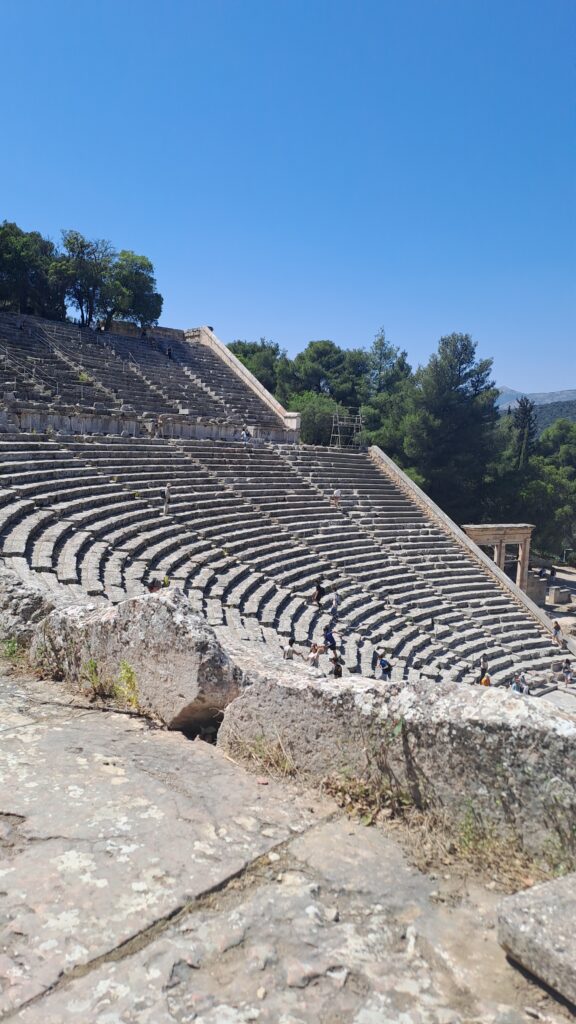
[516,537,530,592]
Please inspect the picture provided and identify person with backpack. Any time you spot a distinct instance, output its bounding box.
[323,625,337,652]
[376,649,392,680]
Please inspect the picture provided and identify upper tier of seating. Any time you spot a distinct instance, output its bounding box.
[0,313,284,428]
[0,434,563,690]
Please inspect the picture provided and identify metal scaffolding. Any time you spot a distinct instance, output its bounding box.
[329,411,364,448]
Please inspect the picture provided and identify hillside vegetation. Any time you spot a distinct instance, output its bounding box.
[535,400,576,434]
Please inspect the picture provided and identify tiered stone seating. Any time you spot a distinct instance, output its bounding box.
[0,431,562,690]
[37,321,232,419]
[171,335,283,429]
[0,315,108,407]
[0,314,273,424]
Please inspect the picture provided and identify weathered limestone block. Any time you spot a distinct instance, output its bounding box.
[30,589,246,729]
[219,671,576,861]
[0,561,59,644]
[498,873,576,1005]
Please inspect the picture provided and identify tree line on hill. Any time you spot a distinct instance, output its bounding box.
[229,334,576,560]
[535,400,576,435]
[0,221,163,329]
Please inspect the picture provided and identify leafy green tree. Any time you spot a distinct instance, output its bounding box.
[228,338,284,394]
[288,391,349,445]
[402,333,498,522]
[331,348,372,409]
[60,231,115,326]
[512,396,537,469]
[368,328,412,395]
[0,221,65,319]
[291,340,347,396]
[99,251,162,330]
[538,418,576,470]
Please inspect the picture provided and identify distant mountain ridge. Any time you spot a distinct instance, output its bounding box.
[496,386,576,409]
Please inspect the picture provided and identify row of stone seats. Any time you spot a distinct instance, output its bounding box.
[170,336,284,430]
[39,322,175,413]
[0,316,107,407]
[39,320,232,418]
[99,331,233,420]
[0,313,274,425]
[174,441,509,680]
[0,432,561,687]
[276,445,560,680]
[0,434,440,678]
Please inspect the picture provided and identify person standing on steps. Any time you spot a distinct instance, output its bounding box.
[477,653,489,684]
[311,581,325,607]
[330,487,342,508]
[331,653,343,678]
[329,588,340,618]
[376,649,392,680]
[323,625,337,653]
[307,642,321,670]
[283,637,303,662]
[163,482,171,516]
[552,621,562,647]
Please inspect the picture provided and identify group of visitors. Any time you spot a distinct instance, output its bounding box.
[283,624,344,678]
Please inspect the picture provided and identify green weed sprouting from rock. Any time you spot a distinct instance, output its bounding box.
[78,371,92,383]
[117,660,139,710]
[2,637,21,663]
[81,658,117,701]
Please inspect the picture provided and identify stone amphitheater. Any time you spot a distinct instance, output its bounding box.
[0,310,573,690]
[1,312,576,1022]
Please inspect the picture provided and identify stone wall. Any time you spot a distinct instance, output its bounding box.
[219,669,576,865]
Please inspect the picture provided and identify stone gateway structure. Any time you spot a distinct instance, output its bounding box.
[462,522,535,593]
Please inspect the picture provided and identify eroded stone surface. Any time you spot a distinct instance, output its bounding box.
[0,562,62,644]
[0,673,327,1016]
[29,589,246,728]
[498,874,576,1005]
[1,671,572,1024]
[218,671,576,861]
[12,821,568,1024]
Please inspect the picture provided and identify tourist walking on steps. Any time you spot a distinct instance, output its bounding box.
[311,581,325,607]
[330,487,342,508]
[552,621,562,647]
[329,589,340,618]
[241,429,249,447]
[163,482,171,516]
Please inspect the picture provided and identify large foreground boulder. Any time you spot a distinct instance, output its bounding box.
[498,873,576,1005]
[218,671,576,864]
[30,588,246,730]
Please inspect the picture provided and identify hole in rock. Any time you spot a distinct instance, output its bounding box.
[170,707,224,744]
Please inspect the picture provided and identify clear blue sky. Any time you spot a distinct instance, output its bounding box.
[1,0,574,391]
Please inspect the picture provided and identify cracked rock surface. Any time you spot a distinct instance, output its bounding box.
[0,672,571,1023]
